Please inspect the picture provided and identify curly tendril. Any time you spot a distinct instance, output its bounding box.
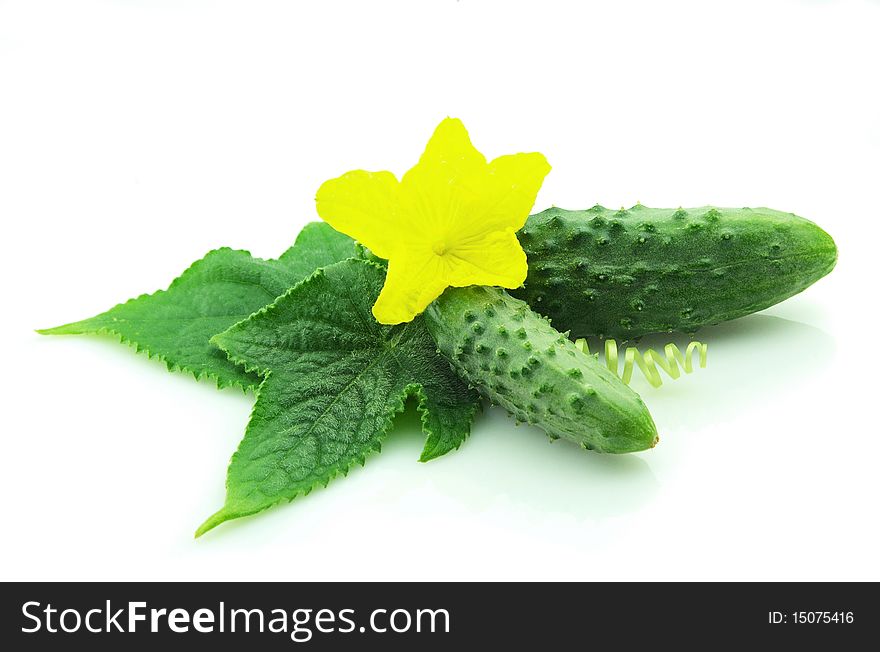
[574,338,708,388]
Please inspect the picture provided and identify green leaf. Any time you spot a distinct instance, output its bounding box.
[277,220,361,281]
[196,258,480,536]
[38,223,357,390]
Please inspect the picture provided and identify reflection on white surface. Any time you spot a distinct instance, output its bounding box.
[638,313,834,435]
[376,310,835,528]
[18,284,846,579]
[386,403,660,520]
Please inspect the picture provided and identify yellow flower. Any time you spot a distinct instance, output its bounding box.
[315,118,551,324]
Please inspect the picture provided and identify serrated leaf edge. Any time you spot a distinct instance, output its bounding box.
[75,324,256,393]
[37,247,278,392]
[409,383,482,463]
[208,258,387,378]
[198,258,477,535]
[210,258,478,461]
[194,372,409,537]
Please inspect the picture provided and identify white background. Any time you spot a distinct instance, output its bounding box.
[1,0,878,581]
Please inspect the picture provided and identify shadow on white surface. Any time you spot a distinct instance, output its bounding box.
[375,307,836,526]
[30,303,836,543]
[388,403,660,520]
[634,311,835,435]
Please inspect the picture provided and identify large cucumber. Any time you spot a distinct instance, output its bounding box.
[424,286,658,453]
[513,205,837,340]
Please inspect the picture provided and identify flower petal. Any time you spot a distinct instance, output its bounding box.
[371,250,450,325]
[455,152,551,240]
[395,120,489,249]
[417,117,487,170]
[446,229,528,289]
[315,169,401,259]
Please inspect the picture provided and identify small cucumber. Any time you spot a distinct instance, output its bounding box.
[514,205,837,339]
[424,286,658,453]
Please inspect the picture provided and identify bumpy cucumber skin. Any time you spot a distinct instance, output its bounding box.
[513,205,838,340]
[424,286,658,453]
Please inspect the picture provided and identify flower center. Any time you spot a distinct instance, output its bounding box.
[432,241,449,256]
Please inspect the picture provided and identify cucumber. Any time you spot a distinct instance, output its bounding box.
[513,205,837,340]
[424,286,658,453]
